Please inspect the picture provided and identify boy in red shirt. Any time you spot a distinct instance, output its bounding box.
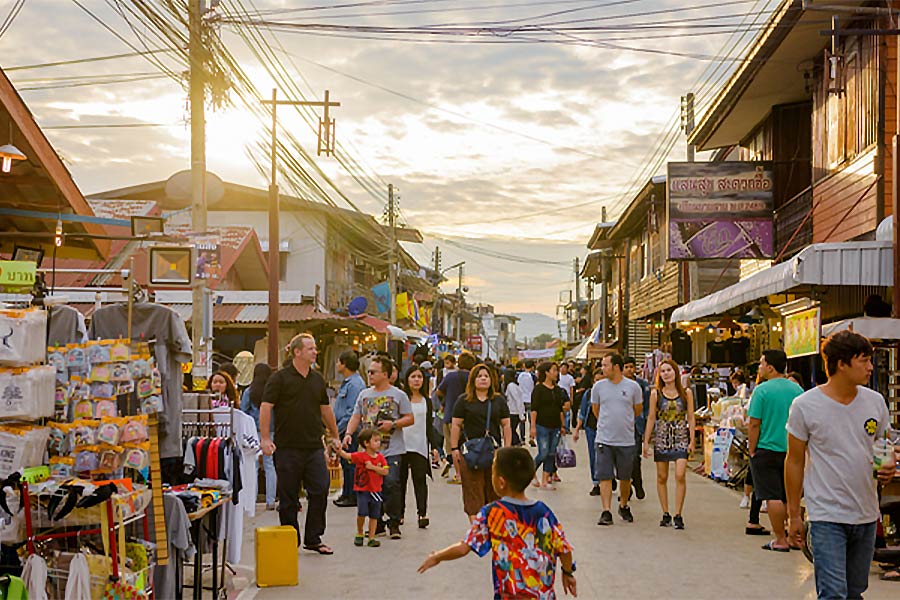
[337,427,389,547]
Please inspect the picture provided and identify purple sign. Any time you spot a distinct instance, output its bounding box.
[667,162,774,260]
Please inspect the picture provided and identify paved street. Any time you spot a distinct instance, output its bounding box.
[235,440,895,599]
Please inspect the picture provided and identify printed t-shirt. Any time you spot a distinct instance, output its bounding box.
[786,386,890,524]
[465,497,572,599]
[353,386,413,457]
[351,451,388,493]
[747,377,803,452]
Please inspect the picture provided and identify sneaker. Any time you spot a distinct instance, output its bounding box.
[660,512,672,527]
[739,496,750,509]
[589,485,601,496]
[418,516,429,529]
[618,505,634,523]
[441,462,451,478]
[761,500,768,513]
[611,479,617,492]
[265,503,276,511]
[529,439,537,447]
[332,496,356,508]
[597,510,613,526]
[375,520,387,537]
[634,482,645,500]
[354,535,364,547]
[673,514,685,530]
[367,538,381,547]
[389,524,402,539]
[448,476,461,485]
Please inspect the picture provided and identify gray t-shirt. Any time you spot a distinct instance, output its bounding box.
[786,386,890,524]
[591,377,643,446]
[353,385,413,457]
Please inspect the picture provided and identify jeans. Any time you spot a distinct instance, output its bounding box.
[382,455,403,526]
[585,426,598,484]
[400,452,429,518]
[534,425,561,475]
[262,453,277,505]
[273,447,329,547]
[808,521,877,599]
[339,431,357,501]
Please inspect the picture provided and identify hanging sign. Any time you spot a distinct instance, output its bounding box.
[195,242,221,280]
[0,261,36,290]
[783,306,820,358]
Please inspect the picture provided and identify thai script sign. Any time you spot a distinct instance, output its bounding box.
[667,162,774,260]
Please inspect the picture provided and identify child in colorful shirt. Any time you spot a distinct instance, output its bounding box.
[418,447,577,598]
[336,427,389,547]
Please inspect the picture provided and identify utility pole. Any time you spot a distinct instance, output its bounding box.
[681,92,696,162]
[457,264,464,342]
[189,0,207,388]
[600,206,608,344]
[574,256,581,336]
[261,89,341,367]
[387,183,397,324]
[431,246,441,334]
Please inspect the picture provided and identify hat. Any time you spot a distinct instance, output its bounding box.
[420,361,433,369]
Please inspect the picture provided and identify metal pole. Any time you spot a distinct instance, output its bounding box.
[894,34,900,320]
[189,0,207,389]
[457,265,464,342]
[388,184,397,324]
[268,88,280,368]
[685,92,696,162]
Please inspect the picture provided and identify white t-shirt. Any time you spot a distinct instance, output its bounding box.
[505,382,526,416]
[786,386,890,524]
[591,377,643,446]
[517,371,535,404]
[558,373,575,402]
[404,401,429,458]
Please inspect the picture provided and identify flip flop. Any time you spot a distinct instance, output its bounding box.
[879,571,900,582]
[761,541,790,553]
[303,543,334,555]
[745,526,770,536]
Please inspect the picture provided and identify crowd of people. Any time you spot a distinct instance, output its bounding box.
[205,329,896,599]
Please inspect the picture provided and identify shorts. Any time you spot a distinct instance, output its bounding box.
[595,444,636,482]
[356,491,383,518]
[749,449,786,502]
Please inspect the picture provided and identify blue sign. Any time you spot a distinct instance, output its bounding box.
[371,281,390,314]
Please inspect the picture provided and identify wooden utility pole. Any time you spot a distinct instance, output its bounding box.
[261,89,341,367]
[431,246,441,334]
[682,92,696,162]
[189,0,207,387]
[388,183,397,324]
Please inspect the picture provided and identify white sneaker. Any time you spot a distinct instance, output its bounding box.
[760,500,768,513]
[739,496,750,509]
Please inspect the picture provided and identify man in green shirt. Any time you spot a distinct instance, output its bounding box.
[748,349,804,552]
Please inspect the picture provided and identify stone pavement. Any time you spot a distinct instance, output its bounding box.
[234,440,896,599]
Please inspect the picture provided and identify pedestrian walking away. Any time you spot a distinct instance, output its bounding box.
[400,365,439,529]
[450,363,512,521]
[642,359,694,530]
[333,350,367,509]
[530,361,566,490]
[624,356,650,501]
[786,331,895,599]
[592,353,643,526]
[343,355,414,540]
[504,378,526,447]
[418,447,577,599]
[517,360,537,445]
[259,333,342,555]
[239,363,276,510]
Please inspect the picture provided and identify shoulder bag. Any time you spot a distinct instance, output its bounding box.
[461,398,497,471]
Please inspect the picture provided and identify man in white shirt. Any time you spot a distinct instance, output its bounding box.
[517,360,536,444]
[786,331,895,599]
[558,362,576,427]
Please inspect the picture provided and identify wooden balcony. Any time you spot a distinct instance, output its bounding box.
[774,186,812,262]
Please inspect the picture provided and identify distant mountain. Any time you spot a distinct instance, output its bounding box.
[512,313,561,343]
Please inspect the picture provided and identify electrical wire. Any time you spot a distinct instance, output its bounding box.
[0,0,26,38]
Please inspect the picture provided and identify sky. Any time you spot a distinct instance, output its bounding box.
[2,0,771,315]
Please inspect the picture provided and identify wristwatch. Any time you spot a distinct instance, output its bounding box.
[562,561,576,576]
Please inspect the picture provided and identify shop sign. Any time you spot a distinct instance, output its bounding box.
[466,335,483,353]
[783,306,820,358]
[666,162,774,260]
[0,261,36,290]
[195,242,221,280]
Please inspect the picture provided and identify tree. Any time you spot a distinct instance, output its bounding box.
[531,333,555,349]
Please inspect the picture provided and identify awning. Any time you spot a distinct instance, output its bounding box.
[822,317,900,341]
[670,241,893,323]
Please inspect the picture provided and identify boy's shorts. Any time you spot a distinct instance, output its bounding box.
[357,491,383,518]
[595,444,635,482]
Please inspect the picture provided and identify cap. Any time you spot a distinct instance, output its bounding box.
[420,361,433,369]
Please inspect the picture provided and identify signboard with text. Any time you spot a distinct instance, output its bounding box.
[0,261,36,291]
[466,336,483,353]
[667,162,774,260]
[784,306,820,358]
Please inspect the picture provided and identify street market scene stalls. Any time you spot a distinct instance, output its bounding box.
[0,0,899,598]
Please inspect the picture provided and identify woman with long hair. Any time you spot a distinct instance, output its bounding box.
[450,363,512,521]
[530,361,565,490]
[208,371,238,408]
[400,366,437,529]
[240,363,276,509]
[642,359,695,529]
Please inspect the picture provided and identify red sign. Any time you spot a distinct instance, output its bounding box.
[466,336,483,352]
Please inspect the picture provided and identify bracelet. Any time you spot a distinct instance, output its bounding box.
[562,568,575,576]
[451,447,460,451]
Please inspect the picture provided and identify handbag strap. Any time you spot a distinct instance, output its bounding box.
[483,396,492,437]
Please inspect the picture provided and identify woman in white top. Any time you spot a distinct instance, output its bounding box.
[400,366,435,529]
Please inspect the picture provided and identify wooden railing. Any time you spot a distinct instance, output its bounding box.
[774,186,813,262]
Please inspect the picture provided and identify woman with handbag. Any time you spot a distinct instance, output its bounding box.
[530,361,565,490]
[450,364,512,522]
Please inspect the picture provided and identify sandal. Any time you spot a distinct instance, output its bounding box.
[879,570,900,582]
[761,541,789,553]
[532,481,543,488]
[745,526,771,536]
[303,543,334,555]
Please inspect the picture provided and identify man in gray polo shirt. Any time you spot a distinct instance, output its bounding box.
[592,353,643,526]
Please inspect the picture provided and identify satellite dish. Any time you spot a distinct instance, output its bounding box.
[165,170,225,205]
[348,296,368,316]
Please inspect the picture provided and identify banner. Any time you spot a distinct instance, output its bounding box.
[667,162,774,260]
[0,261,36,291]
[371,282,390,315]
[396,292,410,321]
[784,306,820,358]
[517,348,556,360]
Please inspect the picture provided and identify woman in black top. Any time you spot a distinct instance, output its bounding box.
[530,361,565,490]
[450,364,512,521]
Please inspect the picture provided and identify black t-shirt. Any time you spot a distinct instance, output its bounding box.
[452,394,510,443]
[727,336,750,365]
[531,384,564,429]
[671,329,692,364]
[261,364,329,450]
[707,340,728,364]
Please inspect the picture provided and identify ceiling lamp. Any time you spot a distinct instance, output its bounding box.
[0,123,25,173]
[744,306,765,322]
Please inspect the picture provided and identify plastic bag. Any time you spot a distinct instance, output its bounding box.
[0,309,46,367]
[555,435,577,469]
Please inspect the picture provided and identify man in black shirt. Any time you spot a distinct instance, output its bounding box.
[260,333,341,554]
